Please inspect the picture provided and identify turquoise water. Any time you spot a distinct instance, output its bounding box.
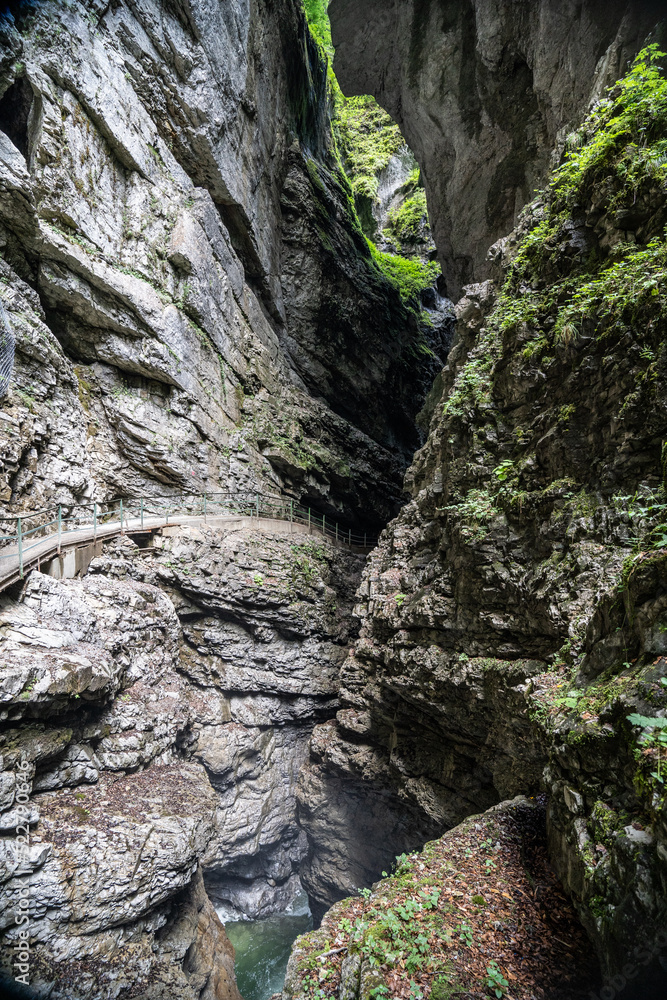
[223,895,313,1000]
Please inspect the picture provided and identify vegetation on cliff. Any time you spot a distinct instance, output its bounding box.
[302,0,439,309]
[386,187,430,246]
[303,0,334,60]
[291,42,667,991]
[405,44,667,975]
[335,96,405,202]
[443,44,667,535]
[285,800,596,1000]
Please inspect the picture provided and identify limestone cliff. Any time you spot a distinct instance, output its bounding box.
[329,0,664,297]
[295,44,667,987]
[0,0,440,531]
[3,0,667,997]
[0,522,363,996]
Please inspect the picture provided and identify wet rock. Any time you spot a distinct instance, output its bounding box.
[329,0,660,296]
[0,521,362,992]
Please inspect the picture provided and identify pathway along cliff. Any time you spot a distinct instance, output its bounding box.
[1,2,667,1000]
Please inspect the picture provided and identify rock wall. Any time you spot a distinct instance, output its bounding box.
[0,521,363,995]
[329,0,663,297]
[295,48,667,982]
[0,0,438,530]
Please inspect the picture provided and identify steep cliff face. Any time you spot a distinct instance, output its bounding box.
[0,522,362,996]
[0,0,438,530]
[296,46,667,984]
[329,0,663,297]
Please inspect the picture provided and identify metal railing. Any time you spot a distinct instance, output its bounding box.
[0,491,377,584]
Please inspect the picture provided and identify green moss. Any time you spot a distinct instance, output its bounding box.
[303,0,334,61]
[590,800,622,848]
[563,488,599,518]
[336,95,405,201]
[386,189,429,243]
[366,238,440,304]
[73,366,93,412]
[491,46,667,353]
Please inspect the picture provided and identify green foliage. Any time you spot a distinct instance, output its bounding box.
[485,961,509,998]
[442,489,500,541]
[552,45,667,209]
[457,922,473,947]
[366,238,440,303]
[627,711,667,728]
[394,852,412,875]
[614,492,667,585]
[553,237,667,343]
[627,690,667,784]
[356,894,441,974]
[492,460,515,482]
[302,0,333,61]
[481,45,667,373]
[386,189,429,243]
[337,96,405,200]
[442,334,497,419]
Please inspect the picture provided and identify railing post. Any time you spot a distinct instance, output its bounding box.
[17,517,23,579]
[364,532,367,547]
[335,522,338,544]
[308,507,311,533]
[348,528,351,547]
[94,503,97,541]
[203,494,207,523]
[322,513,325,536]
[120,498,124,534]
[57,505,62,554]
[256,494,260,519]
[290,499,293,524]
[141,498,144,529]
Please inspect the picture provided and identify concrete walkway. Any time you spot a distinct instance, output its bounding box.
[0,512,365,594]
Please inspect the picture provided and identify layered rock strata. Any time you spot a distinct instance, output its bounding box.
[329,0,664,296]
[0,0,439,530]
[0,521,363,997]
[295,56,667,981]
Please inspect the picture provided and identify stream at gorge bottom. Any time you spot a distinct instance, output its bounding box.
[221,891,313,1000]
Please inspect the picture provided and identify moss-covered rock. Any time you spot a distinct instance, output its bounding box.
[295,48,667,981]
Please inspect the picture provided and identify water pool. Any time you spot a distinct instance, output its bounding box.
[223,892,313,1000]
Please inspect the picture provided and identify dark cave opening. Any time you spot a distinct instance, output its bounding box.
[0,76,33,159]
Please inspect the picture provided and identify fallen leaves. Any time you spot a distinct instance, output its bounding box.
[294,797,599,1000]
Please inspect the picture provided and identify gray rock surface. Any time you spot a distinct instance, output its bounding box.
[0,521,362,994]
[329,0,662,297]
[295,168,667,975]
[0,0,439,529]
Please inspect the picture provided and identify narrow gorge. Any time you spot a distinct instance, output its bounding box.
[0,2,666,1000]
